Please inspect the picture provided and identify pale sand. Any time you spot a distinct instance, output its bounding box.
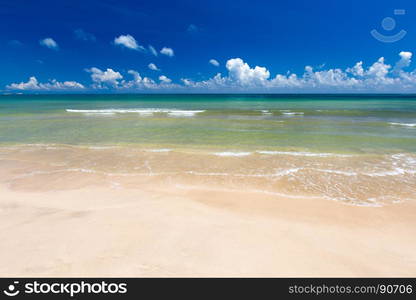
[1,182,416,277]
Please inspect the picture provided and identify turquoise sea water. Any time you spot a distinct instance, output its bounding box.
[1,94,416,154]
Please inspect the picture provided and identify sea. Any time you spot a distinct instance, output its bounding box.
[1,94,415,205]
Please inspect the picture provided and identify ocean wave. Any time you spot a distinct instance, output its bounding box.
[364,168,416,177]
[66,108,205,117]
[166,110,204,117]
[391,153,416,165]
[213,151,252,157]
[315,167,416,177]
[256,150,351,157]
[274,168,302,176]
[281,111,304,115]
[87,146,119,150]
[212,150,352,158]
[186,168,301,177]
[315,169,357,176]
[146,149,172,153]
[84,112,116,116]
[389,122,416,127]
[11,168,99,179]
[258,110,272,115]
[173,184,384,206]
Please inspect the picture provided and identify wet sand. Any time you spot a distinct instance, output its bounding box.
[0,145,415,277]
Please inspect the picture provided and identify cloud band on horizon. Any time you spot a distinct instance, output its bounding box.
[6,52,416,92]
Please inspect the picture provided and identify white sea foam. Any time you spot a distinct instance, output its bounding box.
[146,149,172,153]
[167,110,205,117]
[354,202,383,207]
[281,111,304,115]
[315,169,357,176]
[186,171,231,176]
[173,184,323,200]
[256,150,351,157]
[391,153,416,165]
[87,146,119,150]
[389,122,416,127]
[11,168,98,179]
[213,151,252,157]
[273,168,302,176]
[364,168,416,177]
[66,168,98,173]
[84,112,116,116]
[66,108,205,117]
[315,167,415,177]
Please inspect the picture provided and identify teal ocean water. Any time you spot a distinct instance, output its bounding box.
[1,94,415,205]
[1,94,415,154]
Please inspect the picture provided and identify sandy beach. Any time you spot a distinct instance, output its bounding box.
[0,145,415,277]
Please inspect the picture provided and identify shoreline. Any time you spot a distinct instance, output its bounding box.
[1,144,415,206]
[0,143,415,277]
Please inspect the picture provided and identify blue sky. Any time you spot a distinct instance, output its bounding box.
[1,0,416,93]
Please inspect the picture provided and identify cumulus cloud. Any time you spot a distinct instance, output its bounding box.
[6,76,84,91]
[159,75,172,83]
[366,57,390,79]
[226,58,270,86]
[393,51,412,73]
[209,59,220,67]
[125,70,157,88]
[120,70,180,90]
[160,47,174,57]
[74,29,96,42]
[148,45,158,56]
[148,63,160,71]
[7,51,416,93]
[86,67,123,87]
[114,34,144,51]
[39,38,59,50]
[346,61,364,77]
[181,52,416,92]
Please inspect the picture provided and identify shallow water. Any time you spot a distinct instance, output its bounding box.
[1,94,416,153]
[0,144,415,206]
[1,94,415,205]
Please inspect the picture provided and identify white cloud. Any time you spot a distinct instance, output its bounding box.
[114,34,144,51]
[125,70,156,88]
[347,61,364,77]
[8,51,416,93]
[209,59,220,67]
[148,45,158,56]
[366,57,391,79]
[121,70,180,90]
[125,70,175,89]
[160,47,174,57]
[226,58,270,86]
[39,38,58,50]
[180,52,416,92]
[7,77,40,90]
[86,67,123,87]
[6,76,84,90]
[159,75,172,83]
[148,63,160,71]
[393,51,412,73]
